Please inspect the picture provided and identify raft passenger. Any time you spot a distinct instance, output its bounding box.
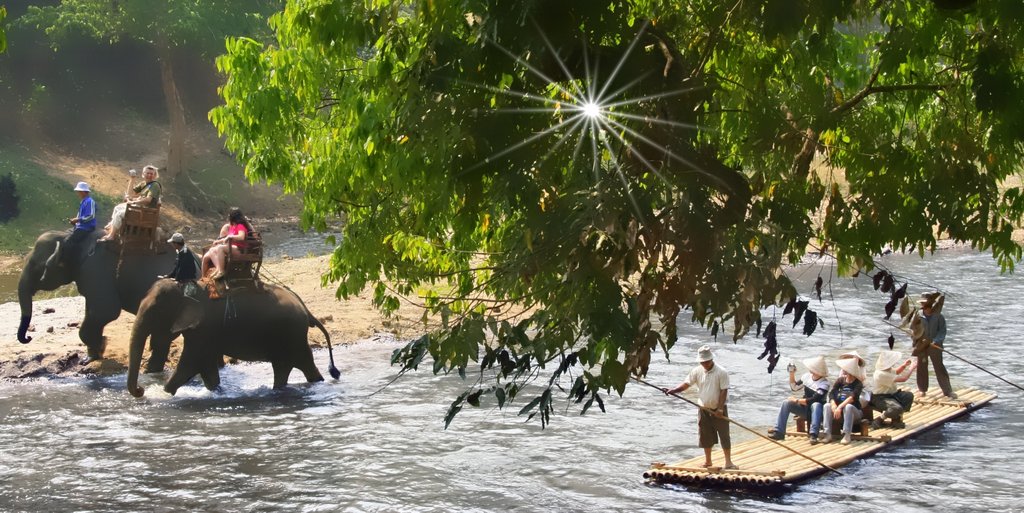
[869,350,916,429]
[771,356,830,444]
[822,357,865,445]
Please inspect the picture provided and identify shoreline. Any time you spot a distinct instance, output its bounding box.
[1,253,428,380]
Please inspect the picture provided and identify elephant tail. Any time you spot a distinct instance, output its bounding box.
[310,314,341,380]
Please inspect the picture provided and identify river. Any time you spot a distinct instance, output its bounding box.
[0,247,1021,512]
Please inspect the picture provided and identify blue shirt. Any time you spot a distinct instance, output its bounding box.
[76,196,96,231]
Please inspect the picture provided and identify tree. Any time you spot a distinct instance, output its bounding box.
[1,6,7,53]
[0,172,19,222]
[20,0,279,178]
[211,0,1024,426]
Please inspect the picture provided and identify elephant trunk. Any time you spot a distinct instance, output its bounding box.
[127,314,149,398]
[17,268,36,344]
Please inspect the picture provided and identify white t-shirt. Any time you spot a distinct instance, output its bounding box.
[685,363,730,409]
[798,372,830,396]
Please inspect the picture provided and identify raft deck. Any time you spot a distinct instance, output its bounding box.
[644,387,996,490]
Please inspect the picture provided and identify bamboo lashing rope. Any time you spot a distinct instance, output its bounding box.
[632,377,843,476]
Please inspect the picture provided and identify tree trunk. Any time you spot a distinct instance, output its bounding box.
[156,43,187,178]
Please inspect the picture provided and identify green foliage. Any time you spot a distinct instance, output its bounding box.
[0,149,117,253]
[19,0,277,53]
[212,0,1024,426]
[1,6,7,53]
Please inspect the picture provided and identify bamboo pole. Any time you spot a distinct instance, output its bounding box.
[634,377,844,476]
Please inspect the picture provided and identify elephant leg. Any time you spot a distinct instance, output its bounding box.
[164,345,201,395]
[80,303,120,359]
[199,358,221,391]
[271,360,293,389]
[294,346,325,383]
[145,332,177,373]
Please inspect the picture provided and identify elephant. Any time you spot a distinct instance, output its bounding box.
[126,279,341,397]
[17,230,178,363]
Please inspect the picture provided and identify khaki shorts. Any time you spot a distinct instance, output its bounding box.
[698,406,731,449]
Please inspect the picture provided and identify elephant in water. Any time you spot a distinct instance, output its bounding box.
[17,230,177,361]
[127,279,340,397]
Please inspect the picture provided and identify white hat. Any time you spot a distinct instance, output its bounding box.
[167,232,185,244]
[837,357,863,378]
[802,356,828,378]
[697,345,714,363]
[838,351,867,380]
[875,350,903,372]
[73,181,91,192]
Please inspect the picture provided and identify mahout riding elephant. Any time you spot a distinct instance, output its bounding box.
[17,230,177,362]
[126,279,341,397]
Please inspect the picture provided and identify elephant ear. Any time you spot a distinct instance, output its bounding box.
[171,299,205,334]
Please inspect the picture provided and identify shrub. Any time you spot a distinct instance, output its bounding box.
[0,173,20,222]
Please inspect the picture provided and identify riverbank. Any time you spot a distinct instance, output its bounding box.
[0,253,430,379]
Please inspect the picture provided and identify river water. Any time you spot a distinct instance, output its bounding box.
[0,247,1021,512]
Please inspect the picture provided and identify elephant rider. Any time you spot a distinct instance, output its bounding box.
[160,232,200,292]
[62,181,97,267]
[101,164,162,241]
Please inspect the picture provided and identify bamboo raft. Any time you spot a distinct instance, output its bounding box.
[644,387,996,491]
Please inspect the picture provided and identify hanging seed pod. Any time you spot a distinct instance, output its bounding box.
[881,273,895,293]
[814,276,823,301]
[782,297,797,316]
[899,296,910,320]
[763,321,777,340]
[892,282,908,301]
[793,300,809,327]
[887,332,895,349]
[756,318,763,338]
[884,297,898,320]
[767,353,781,373]
[802,310,818,336]
[872,270,887,290]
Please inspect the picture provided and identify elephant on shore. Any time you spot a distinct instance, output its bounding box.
[127,279,340,397]
[17,230,177,362]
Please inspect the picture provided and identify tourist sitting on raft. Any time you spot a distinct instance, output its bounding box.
[770,355,830,444]
[201,208,254,281]
[869,350,916,429]
[100,164,162,241]
[822,356,865,445]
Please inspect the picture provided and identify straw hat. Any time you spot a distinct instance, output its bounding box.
[838,351,867,380]
[697,345,714,363]
[73,181,90,192]
[802,356,828,378]
[875,350,903,372]
[836,357,863,378]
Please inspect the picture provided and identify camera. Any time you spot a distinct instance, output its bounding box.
[786,361,797,373]
[129,169,138,177]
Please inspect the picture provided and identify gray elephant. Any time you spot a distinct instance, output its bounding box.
[18,230,178,363]
[127,279,340,397]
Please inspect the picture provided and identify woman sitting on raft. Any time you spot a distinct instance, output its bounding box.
[201,208,254,280]
[822,356,865,445]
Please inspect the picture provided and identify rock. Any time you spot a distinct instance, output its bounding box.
[43,307,56,314]
[46,326,55,333]
[67,321,80,328]
[318,315,333,323]
[28,325,35,332]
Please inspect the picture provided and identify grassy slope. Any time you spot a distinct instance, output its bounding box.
[0,147,119,253]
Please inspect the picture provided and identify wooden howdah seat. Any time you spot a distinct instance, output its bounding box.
[223,230,263,287]
[119,204,161,254]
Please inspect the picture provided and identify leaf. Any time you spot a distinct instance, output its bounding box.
[802,310,818,336]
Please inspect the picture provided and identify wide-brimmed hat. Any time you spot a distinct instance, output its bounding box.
[802,356,828,377]
[917,292,941,308]
[73,181,90,192]
[167,232,185,244]
[836,357,863,378]
[838,351,867,380]
[697,345,714,363]
[875,350,903,371]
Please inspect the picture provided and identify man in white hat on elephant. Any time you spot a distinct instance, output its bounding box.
[770,355,830,444]
[869,350,916,429]
[662,345,737,469]
[913,292,954,399]
[822,356,866,445]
